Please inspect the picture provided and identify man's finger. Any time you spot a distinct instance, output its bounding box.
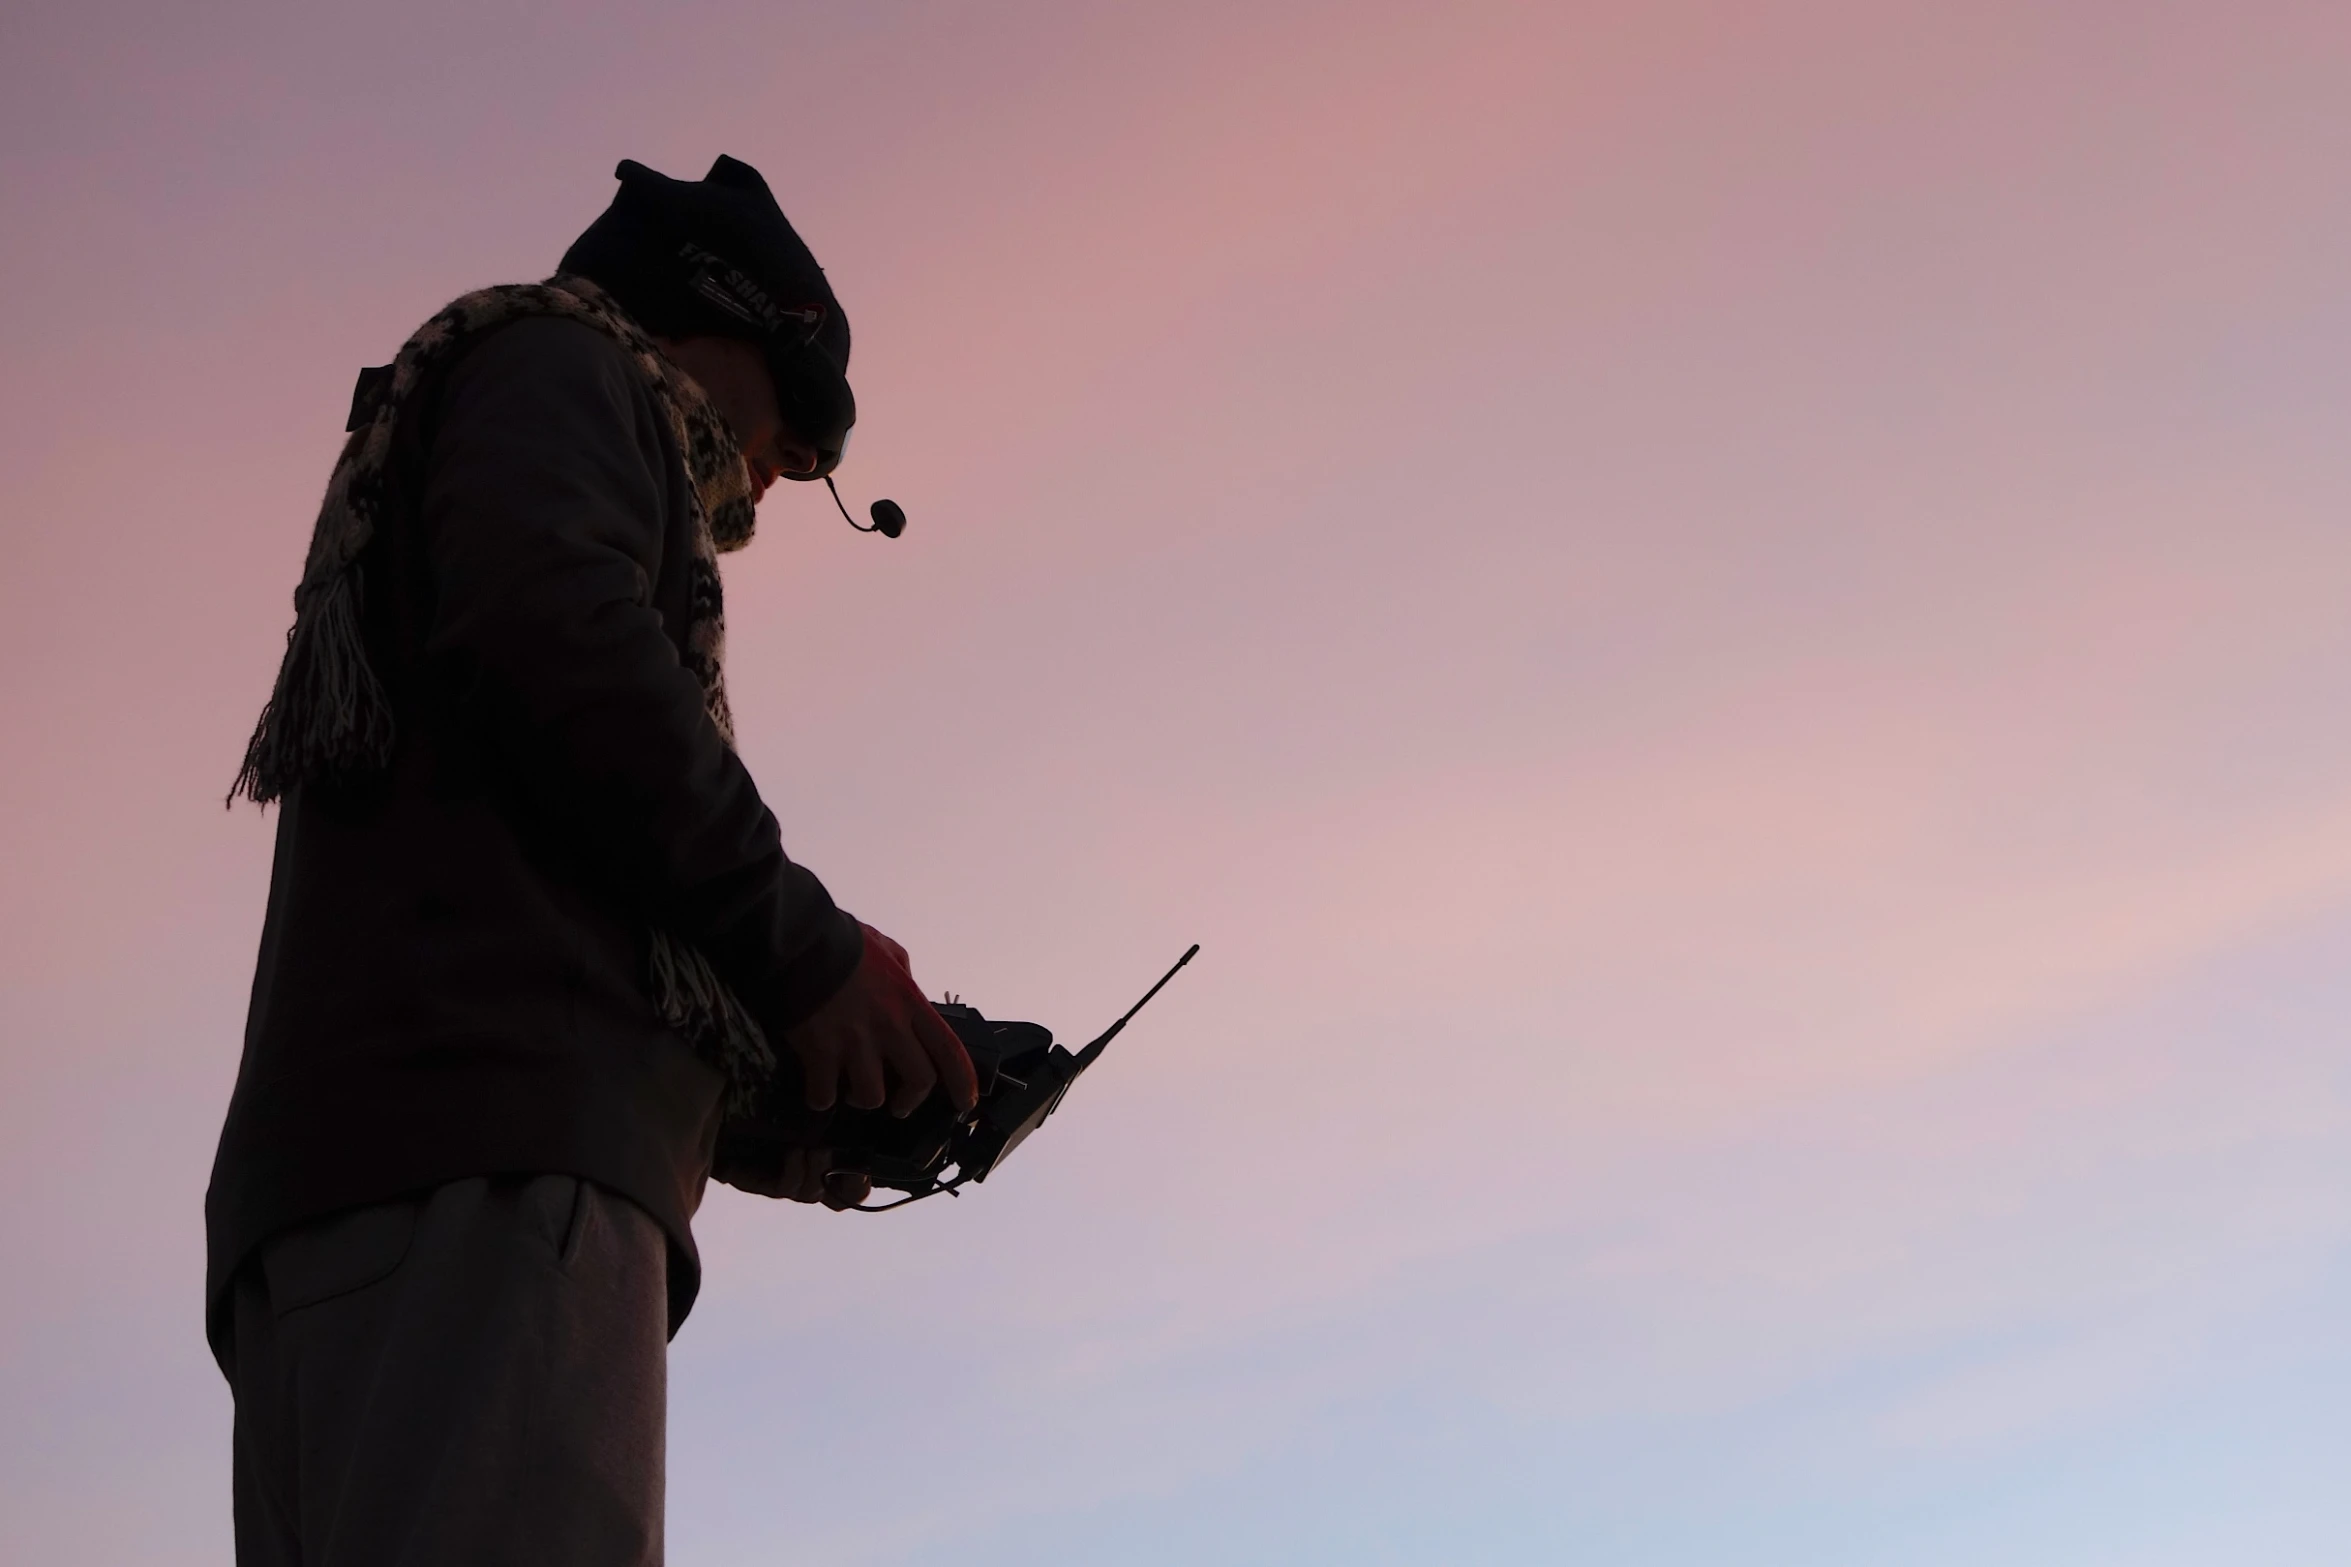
[882,1030,938,1118]
[771,1149,811,1203]
[840,1027,888,1111]
[913,999,979,1112]
[798,1038,842,1112]
[730,1168,790,1199]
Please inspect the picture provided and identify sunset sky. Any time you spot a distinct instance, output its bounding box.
[5,2,2350,1562]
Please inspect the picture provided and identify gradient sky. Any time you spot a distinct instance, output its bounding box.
[5,2,2351,1562]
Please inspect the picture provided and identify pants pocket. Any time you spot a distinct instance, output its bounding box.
[519,1173,593,1266]
[260,1202,419,1316]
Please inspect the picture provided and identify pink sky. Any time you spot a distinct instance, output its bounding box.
[5,2,2351,1561]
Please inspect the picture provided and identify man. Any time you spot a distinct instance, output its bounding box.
[207,156,973,1566]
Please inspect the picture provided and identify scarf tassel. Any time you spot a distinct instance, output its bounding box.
[230,568,396,806]
[649,929,776,1110]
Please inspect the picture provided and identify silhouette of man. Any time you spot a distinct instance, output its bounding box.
[207,156,975,1566]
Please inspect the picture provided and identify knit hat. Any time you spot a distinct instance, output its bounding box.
[560,156,856,467]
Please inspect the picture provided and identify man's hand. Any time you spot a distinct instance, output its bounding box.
[784,922,980,1118]
[726,1148,872,1209]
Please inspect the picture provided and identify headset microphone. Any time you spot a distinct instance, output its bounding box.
[825,477,905,538]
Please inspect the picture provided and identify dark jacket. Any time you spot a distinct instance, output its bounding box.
[205,316,862,1366]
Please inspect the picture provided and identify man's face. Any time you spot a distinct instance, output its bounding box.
[655,335,818,500]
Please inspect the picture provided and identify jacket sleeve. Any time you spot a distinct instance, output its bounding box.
[416,315,863,1030]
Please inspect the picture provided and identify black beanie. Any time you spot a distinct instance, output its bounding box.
[560,156,856,460]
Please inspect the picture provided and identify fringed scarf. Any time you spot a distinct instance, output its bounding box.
[232,273,775,1103]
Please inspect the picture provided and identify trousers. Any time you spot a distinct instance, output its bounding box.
[230,1173,670,1567]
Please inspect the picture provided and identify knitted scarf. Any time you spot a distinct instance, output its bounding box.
[232,273,774,1101]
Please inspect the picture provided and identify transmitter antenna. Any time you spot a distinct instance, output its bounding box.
[1073,944,1199,1071]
